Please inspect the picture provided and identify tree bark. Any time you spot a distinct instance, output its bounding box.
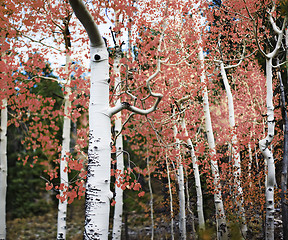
[84,45,112,239]
[0,98,7,240]
[147,157,154,239]
[259,58,275,240]
[219,62,247,237]
[68,1,112,239]
[165,153,175,240]
[57,53,72,240]
[181,118,205,231]
[68,1,162,238]
[198,45,228,240]
[173,124,187,240]
[112,43,124,240]
[278,68,288,240]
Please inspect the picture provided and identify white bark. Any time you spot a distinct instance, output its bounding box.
[112,117,124,240]
[173,124,186,240]
[259,58,276,240]
[184,168,196,238]
[256,15,286,240]
[68,1,113,238]
[112,43,124,240]
[68,1,163,238]
[198,46,228,239]
[57,53,72,240]
[181,118,205,231]
[0,98,7,240]
[83,45,113,239]
[248,143,252,189]
[165,153,175,240]
[219,62,247,237]
[147,157,154,239]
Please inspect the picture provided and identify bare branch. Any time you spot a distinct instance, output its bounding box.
[224,43,246,69]
[221,49,258,62]
[108,19,166,117]
[29,75,60,82]
[268,14,281,35]
[112,113,135,145]
[12,26,61,51]
[267,16,287,59]
[254,20,268,58]
[272,60,288,68]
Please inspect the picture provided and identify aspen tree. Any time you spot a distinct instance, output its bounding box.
[195,16,228,240]
[254,9,287,239]
[0,98,7,240]
[57,52,72,240]
[173,123,187,240]
[214,41,248,236]
[112,13,125,239]
[68,1,163,238]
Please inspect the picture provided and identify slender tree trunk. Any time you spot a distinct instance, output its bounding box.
[184,168,196,239]
[57,53,72,240]
[178,164,186,240]
[112,31,124,240]
[219,62,247,237]
[165,153,175,240]
[181,118,205,231]
[0,98,7,240]
[278,68,288,240]
[198,45,228,240]
[259,58,275,240]
[173,124,187,240]
[282,30,288,240]
[248,143,252,188]
[147,157,155,239]
[112,113,124,240]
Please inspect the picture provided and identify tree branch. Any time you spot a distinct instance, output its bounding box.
[267,16,287,59]
[68,0,104,47]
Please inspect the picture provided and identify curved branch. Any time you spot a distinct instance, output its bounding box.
[267,16,287,59]
[108,94,162,116]
[108,21,166,117]
[272,60,288,68]
[268,14,281,35]
[68,0,104,47]
[221,49,257,63]
[224,42,246,69]
[253,17,268,58]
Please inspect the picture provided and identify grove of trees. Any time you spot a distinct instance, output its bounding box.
[1,0,288,239]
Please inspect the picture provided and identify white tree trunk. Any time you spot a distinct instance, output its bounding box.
[147,157,154,239]
[219,62,247,237]
[83,45,113,239]
[57,53,72,240]
[181,118,205,231]
[68,2,113,238]
[259,58,275,240]
[248,143,252,188]
[0,98,7,240]
[112,47,124,240]
[68,2,162,238]
[173,124,186,240]
[198,46,228,240]
[165,153,175,240]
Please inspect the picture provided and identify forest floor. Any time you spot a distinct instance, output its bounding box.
[6,196,192,240]
[6,198,284,240]
[7,199,84,240]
